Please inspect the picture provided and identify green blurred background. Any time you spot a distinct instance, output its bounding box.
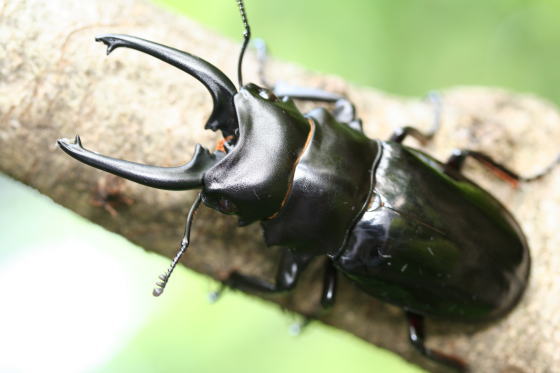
[2,1,559,372]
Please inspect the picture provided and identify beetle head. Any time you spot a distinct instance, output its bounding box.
[202,83,311,224]
[57,35,310,224]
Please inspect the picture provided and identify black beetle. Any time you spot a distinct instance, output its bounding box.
[57,1,560,371]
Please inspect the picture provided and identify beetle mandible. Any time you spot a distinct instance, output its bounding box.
[57,1,560,371]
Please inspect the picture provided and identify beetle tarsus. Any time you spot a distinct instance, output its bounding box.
[289,318,311,336]
[208,283,226,303]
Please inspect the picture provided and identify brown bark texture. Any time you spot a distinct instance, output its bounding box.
[1,0,559,372]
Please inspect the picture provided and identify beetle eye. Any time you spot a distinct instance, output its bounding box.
[218,197,238,214]
[258,89,277,101]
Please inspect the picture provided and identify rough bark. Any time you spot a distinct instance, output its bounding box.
[1,0,559,372]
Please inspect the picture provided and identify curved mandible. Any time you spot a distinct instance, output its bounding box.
[58,136,223,190]
[96,34,238,136]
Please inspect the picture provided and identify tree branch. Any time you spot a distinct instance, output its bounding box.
[1,0,559,372]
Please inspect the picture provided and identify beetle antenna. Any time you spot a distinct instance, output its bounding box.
[153,193,203,297]
[236,0,251,87]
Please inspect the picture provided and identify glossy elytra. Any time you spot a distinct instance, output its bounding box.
[57,1,560,371]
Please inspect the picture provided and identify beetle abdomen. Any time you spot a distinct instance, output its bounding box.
[335,142,530,321]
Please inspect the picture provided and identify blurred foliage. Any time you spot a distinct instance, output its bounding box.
[155,0,560,103]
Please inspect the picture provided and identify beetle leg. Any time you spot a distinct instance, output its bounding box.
[211,248,313,300]
[445,149,560,187]
[405,311,468,372]
[253,38,344,107]
[253,39,362,131]
[290,259,338,335]
[272,82,363,132]
[389,91,442,144]
[272,81,344,102]
[319,259,338,310]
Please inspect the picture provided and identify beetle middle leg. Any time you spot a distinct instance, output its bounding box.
[445,149,560,187]
[406,311,468,372]
[290,259,338,335]
[389,91,442,144]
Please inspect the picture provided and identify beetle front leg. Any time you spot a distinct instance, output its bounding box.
[272,82,363,132]
[253,39,362,131]
[389,91,442,144]
[406,312,468,372]
[209,248,313,302]
[228,249,313,292]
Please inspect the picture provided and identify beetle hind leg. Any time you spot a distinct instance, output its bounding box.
[389,91,442,144]
[445,149,560,187]
[406,312,468,372]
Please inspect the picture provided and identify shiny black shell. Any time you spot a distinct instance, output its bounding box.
[335,142,530,321]
[262,107,379,256]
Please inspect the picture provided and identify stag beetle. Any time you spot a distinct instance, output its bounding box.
[57,1,560,371]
